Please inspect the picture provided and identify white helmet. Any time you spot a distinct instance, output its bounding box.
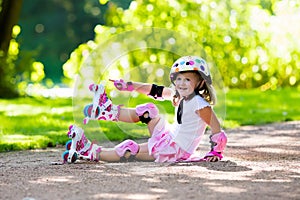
[170,56,212,85]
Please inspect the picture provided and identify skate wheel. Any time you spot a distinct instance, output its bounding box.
[65,140,72,150]
[83,104,99,117]
[62,150,69,162]
[83,104,92,117]
[62,150,78,163]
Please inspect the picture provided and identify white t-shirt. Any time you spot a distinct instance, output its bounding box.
[171,95,210,154]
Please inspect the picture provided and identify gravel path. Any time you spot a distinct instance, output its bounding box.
[0,121,299,200]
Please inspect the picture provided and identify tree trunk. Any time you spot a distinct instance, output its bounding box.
[0,0,23,53]
[0,0,23,98]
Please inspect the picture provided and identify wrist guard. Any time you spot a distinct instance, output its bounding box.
[110,79,134,91]
[204,131,227,160]
[148,84,164,100]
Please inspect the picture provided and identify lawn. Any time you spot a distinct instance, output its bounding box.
[0,87,299,152]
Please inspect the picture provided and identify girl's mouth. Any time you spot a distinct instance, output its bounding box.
[178,87,187,91]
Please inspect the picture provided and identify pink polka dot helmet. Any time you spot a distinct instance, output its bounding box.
[170,55,212,85]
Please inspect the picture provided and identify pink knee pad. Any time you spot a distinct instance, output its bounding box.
[136,103,159,124]
[115,139,139,158]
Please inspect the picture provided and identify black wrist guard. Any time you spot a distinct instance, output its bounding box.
[148,84,164,100]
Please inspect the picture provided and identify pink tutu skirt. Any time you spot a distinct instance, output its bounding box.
[148,119,191,163]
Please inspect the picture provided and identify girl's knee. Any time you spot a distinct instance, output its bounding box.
[136,103,159,124]
[114,139,139,162]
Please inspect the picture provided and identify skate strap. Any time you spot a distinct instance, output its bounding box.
[102,98,112,109]
[78,141,92,154]
[87,144,101,161]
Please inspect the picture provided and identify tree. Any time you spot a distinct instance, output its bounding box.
[0,0,23,98]
[17,0,110,83]
[64,0,300,90]
[1,0,105,97]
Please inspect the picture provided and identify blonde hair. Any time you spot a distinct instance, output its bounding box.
[172,71,217,106]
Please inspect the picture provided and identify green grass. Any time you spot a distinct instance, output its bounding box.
[0,87,299,152]
[225,87,300,126]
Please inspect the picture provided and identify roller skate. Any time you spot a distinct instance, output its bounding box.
[83,83,121,124]
[62,125,101,163]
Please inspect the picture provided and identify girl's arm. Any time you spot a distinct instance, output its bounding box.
[196,106,221,134]
[110,79,174,101]
[132,82,174,100]
[196,107,227,162]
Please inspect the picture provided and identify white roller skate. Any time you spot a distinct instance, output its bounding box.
[83,83,121,124]
[62,125,101,163]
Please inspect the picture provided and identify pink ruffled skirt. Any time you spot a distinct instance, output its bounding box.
[148,119,191,163]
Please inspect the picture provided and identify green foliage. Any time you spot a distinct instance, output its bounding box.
[0,42,19,98]
[0,26,22,98]
[0,0,23,98]
[1,88,300,152]
[63,0,300,89]
[17,0,110,83]
[3,25,47,97]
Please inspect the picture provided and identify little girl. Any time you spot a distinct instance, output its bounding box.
[64,56,227,163]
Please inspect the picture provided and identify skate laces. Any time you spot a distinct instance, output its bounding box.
[84,83,117,124]
[91,83,112,110]
[99,92,111,108]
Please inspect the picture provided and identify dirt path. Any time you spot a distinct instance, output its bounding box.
[0,121,300,200]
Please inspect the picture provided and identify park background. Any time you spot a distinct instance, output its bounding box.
[0,0,300,152]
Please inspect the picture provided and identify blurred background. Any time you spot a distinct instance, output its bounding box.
[1,0,300,151]
[1,0,300,98]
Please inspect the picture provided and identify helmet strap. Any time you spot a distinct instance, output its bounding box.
[198,80,205,89]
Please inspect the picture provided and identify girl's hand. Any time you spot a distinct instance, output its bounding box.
[205,155,220,162]
[203,131,227,162]
[109,79,134,91]
[203,150,223,162]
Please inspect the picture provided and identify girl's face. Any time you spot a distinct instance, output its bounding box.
[174,72,200,98]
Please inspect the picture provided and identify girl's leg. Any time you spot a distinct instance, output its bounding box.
[79,118,159,162]
[135,143,155,161]
[98,142,155,162]
[118,108,140,123]
[135,103,160,135]
[146,117,160,135]
[118,107,160,134]
[89,103,160,162]
[133,103,161,161]
[99,149,123,162]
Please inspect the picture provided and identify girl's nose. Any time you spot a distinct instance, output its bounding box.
[180,80,187,85]
[176,80,184,86]
[176,81,183,86]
